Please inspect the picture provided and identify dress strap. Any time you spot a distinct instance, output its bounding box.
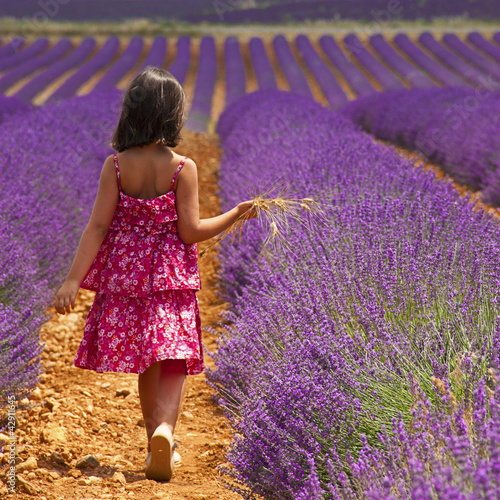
[170,157,188,191]
[113,153,122,191]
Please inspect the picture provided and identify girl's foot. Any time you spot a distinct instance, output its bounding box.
[146,441,181,468]
[145,423,175,481]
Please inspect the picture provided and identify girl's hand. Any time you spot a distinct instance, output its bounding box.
[237,200,258,219]
[54,279,80,314]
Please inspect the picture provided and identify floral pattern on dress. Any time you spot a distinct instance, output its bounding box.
[73,289,204,375]
[74,154,205,375]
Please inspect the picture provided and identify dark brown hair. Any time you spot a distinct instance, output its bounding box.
[111,66,185,152]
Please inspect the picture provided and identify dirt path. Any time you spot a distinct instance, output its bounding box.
[0,131,241,500]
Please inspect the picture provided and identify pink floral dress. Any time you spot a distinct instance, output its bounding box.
[73,153,205,375]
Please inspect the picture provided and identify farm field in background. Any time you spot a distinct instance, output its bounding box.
[1,13,500,500]
[1,30,500,125]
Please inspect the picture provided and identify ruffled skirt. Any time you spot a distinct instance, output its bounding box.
[73,289,205,375]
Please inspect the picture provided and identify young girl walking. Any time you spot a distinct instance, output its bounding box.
[53,66,256,482]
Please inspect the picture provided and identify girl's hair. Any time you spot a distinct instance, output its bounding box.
[111,66,186,152]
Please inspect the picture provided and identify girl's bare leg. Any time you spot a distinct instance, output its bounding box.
[138,359,187,452]
[138,361,160,452]
[157,359,187,433]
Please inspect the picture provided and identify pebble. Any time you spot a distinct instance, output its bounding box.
[49,471,60,480]
[17,456,38,472]
[50,452,66,465]
[116,388,132,397]
[40,424,66,443]
[66,313,79,323]
[29,387,43,401]
[76,455,100,469]
[112,471,127,485]
[81,390,93,398]
[181,411,194,420]
[45,397,61,412]
[101,382,111,389]
[17,476,38,495]
[26,472,36,480]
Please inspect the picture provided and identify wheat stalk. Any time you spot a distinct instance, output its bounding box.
[199,193,320,259]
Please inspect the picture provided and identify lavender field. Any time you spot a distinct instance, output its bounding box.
[210,89,500,498]
[340,87,500,206]
[1,0,499,23]
[1,22,500,499]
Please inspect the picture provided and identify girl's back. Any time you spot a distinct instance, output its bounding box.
[117,147,188,200]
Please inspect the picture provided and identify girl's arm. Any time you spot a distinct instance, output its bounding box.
[54,156,119,314]
[176,158,256,245]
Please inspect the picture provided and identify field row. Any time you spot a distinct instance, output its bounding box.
[0,31,500,131]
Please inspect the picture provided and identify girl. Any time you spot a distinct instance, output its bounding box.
[53,66,256,482]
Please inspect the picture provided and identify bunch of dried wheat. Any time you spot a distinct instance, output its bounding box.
[199,194,320,259]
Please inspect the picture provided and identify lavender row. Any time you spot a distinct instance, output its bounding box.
[369,33,435,88]
[394,34,467,87]
[0,89,121,410]
[224,36,246,108]
[91,37,144,93]
[248,37,277,91]
[0,39,72,94]
[272,35,313,99]
[340,87,500,206]
[319,35,375,97]
[49,37,120,102]
[344,33,405,90]
[295,34,347,108]
[184,36,217,133]
[443,33,500,83]
[15,38,96,102]
[0,38,48,72]
[467,31,500,64]
[137,36,167,72]
[0,37,26,60]
[418,32,498,88]
[212,89,500,497]
[166,35,191,86]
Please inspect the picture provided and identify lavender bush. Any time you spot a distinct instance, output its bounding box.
[340,86,500,206]
[209,89,500,498]
[0,89,122,409]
